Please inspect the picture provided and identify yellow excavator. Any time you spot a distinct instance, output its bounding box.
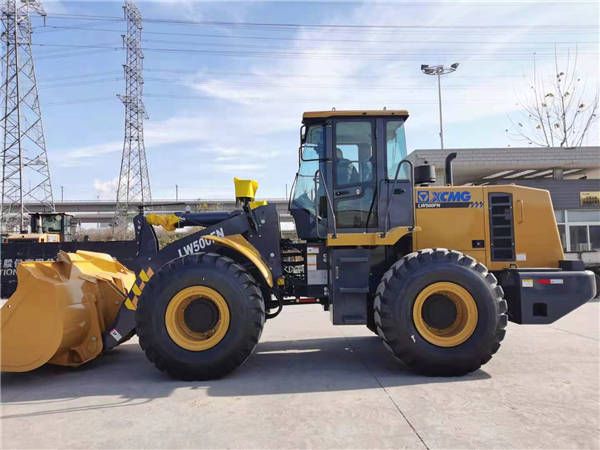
[1,110,596,379]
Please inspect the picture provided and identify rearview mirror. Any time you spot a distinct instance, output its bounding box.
[300,124,307,143]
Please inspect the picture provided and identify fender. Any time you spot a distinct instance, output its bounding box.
[203,234,273,288]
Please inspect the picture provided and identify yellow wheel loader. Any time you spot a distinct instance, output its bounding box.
[2,213,74,243]
[1,110,596,379]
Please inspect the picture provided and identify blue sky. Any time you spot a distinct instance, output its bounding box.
[30,0,599,200]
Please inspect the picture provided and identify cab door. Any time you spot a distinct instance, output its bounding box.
[332,119,378,231]
[376,118,413,229]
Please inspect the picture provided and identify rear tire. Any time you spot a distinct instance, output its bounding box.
[366,296,379,336]
[374,248,507,376]
[136,253,265,380]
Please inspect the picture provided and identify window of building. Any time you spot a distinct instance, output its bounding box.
[557,224,567,252]
[555,209,600,252]
[569,225,589,251]
[566,209,600,222]
[590,225,600,251]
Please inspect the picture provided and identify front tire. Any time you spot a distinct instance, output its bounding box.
[136,253,265,380]
[374,249,507,376]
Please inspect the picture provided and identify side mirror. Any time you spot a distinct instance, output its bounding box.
[300,124,307,143]
[414,164,436,186]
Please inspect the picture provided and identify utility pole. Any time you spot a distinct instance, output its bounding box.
[175,184,178,201]
[421,63,459,150]
[114,0,151,227]
[1,0,54,233]
[60,185,63,202]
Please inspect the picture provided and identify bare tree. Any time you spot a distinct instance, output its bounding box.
[506,47,598,148]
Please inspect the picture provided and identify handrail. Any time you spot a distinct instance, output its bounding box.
[383,159,414,236]
[314,169,337,238]
[287,173,298,211]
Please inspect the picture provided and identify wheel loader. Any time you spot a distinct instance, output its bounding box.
[1,110,596,379]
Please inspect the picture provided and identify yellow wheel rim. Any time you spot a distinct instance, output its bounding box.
[165,286,230,351]
[412,282,478,347]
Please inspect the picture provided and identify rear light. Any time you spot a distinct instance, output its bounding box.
[536,278,564,285]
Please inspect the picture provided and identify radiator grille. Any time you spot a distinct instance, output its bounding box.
[489,193,515,261]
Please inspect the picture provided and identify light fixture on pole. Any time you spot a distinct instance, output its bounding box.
[421,63,459,150]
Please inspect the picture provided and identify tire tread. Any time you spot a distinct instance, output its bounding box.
[374,248,507,376]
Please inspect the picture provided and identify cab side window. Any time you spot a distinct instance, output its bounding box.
[386,120,408,179]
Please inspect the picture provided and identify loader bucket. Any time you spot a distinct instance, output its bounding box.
[1,251,135,372]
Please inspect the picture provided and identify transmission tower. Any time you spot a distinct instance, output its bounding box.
[115,0,151,226]
[1,0,54,233]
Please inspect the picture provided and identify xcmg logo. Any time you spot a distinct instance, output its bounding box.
[418,190,472,203]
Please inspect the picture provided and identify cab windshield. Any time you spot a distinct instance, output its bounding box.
[291,125,325,213]
[40,214,63,233]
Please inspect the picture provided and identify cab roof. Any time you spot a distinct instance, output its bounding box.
[303,109,409,120]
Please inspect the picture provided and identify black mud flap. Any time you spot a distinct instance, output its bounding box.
[498,269,597,324]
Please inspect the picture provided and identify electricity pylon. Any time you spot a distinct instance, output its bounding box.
[115,0,151,227]
[1,0,54,233]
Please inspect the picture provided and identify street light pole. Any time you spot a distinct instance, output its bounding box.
[436,72,444,149]
[421,63,459,150]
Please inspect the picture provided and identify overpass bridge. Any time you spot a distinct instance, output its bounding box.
[20,199,291,226]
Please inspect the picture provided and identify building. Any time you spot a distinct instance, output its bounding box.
[407,146,600,255]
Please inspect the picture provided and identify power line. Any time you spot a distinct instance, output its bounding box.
[39,70,121,82]
[33,24,600,46]
[45,96,115,106]
[44,13,599,32]
[39,77,519,90]
[143,93,510,104]
[30,42,599,61]
[144,68,533,80]
[41,76,121,88]
[36,47,118,60]
[140,37,599,52]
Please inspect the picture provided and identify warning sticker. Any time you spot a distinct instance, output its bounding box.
[110,329,122,341]
[522,279,534,288]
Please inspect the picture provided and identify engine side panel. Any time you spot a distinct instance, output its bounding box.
[414,185,564,270]
[414,186,487,263]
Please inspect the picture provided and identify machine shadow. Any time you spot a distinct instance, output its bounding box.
[1,335,490,413]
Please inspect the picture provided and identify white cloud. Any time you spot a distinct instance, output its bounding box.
[52,1,599,198]
[183,1,598,137]
[93,177,118,200]
[58,141,122,168]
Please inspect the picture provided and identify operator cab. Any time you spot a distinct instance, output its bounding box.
[29,213,74,242]
[2,212,74,243]
[290,110,413,241]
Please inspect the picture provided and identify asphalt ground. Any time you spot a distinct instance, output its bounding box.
[1,301,599,449]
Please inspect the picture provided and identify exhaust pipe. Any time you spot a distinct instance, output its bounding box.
[445,152,457,186]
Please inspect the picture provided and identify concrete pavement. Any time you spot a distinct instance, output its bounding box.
[1,302,599,449]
